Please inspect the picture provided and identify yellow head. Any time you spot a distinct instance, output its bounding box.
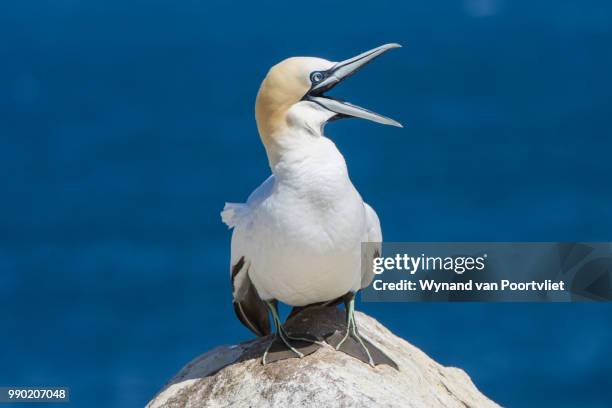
[255,57,333,145]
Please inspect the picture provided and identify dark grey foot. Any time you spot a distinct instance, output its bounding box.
[262,300,323,365]
[326,330,398,370]
[263,333,321,365]
[325,292,399,370]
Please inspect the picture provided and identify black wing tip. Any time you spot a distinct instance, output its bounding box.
[230,256,270,337]
[233,301,265,337]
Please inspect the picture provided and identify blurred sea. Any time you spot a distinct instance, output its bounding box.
[1,1,611,407]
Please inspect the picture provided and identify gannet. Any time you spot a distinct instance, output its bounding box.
[221,44,402,367]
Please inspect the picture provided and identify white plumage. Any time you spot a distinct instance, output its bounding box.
[222,132,381,306]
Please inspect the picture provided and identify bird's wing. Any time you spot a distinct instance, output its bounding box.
[221,176,275,337]
[361,202,382,289]
[229,254,270,337]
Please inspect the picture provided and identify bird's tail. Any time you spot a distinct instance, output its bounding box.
[221,202,249,229]
[285,296,344,323]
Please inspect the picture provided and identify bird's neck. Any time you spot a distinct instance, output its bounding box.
[258,102,337,169]
[269,130,350,189]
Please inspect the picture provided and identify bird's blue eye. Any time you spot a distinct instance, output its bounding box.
[311,72,324,83]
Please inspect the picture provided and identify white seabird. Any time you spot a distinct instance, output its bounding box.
[221,44,402,367]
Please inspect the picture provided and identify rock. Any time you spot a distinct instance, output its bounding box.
[146,306,499,408]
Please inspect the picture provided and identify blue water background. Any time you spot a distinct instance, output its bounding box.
[1,1,611,407]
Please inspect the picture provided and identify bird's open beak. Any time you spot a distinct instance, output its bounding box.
[306,43,403,128]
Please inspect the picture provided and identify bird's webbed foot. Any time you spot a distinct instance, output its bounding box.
[262,331,321,365]
[262,300,322,365]
[325,292,398,370]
